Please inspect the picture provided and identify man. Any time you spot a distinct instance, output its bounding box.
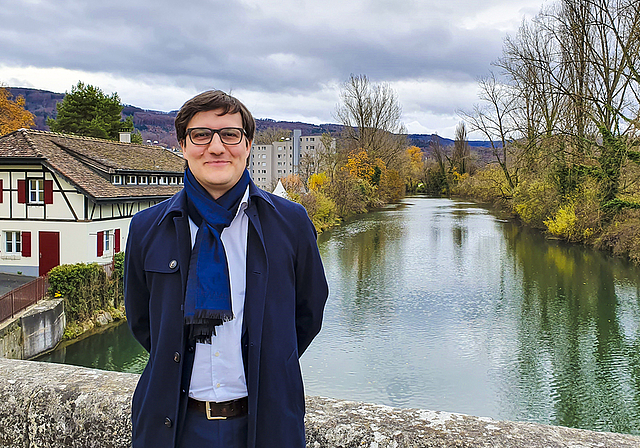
[124,90,328,448]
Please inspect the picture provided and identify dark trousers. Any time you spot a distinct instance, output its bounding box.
[177,407,248,448]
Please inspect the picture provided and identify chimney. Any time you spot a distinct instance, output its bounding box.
[119,131,132,143]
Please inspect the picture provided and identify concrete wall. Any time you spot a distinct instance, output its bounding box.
[0,299,65,360]
[0,358,639,448]
[21,299,65,359]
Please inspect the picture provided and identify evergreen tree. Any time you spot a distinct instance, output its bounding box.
[48,82,128,140]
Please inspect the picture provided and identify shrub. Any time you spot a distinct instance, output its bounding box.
[512,178,560,228]
[48,255,124,322]
[453,165,511,202]
[544,202,578,240]
[595,209,640,263]
[300,190,340,233]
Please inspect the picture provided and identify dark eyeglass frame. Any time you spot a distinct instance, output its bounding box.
[186,127,247,146]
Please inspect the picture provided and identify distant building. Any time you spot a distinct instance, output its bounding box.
[249,131,334,190]
[0,129,184,276]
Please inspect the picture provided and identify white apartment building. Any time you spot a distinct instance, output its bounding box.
[249,130,330,190]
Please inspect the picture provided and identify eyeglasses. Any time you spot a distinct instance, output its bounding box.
[186,127,246,146]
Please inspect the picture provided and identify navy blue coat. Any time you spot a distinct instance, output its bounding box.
[124,181,328,448]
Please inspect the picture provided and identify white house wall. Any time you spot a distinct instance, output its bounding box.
[0,165,85,221]
[0,218,132,277]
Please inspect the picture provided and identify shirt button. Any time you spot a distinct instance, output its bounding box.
[173,352,180,363]
[214,351,220,357]
[164,417,173,428]
[216,383,221,388]
[169,260,177,269]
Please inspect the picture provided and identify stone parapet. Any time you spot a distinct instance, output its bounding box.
[0,358,639,448]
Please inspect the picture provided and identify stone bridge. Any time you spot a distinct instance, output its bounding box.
[0,358,638,447]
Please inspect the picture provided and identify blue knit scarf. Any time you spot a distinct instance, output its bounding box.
[183,167,250,342]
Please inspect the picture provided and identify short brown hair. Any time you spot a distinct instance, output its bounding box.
[174,90,256,145]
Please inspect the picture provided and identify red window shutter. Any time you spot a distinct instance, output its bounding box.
[114,228,121,253]
[0,179,3,203]
[17,179,26,204]
[44,180,54,204]
[97,231,104,257]
[21,232,31,257]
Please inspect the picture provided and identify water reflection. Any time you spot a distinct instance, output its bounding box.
[37,322,149,374]
[306,197,640,434]
[500,224,640,433]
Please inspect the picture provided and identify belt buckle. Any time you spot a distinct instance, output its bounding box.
[205,401,227,420]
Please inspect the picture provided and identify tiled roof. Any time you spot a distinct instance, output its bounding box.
[0,129,184,200]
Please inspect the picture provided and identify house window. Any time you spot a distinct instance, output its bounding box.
[4,231,21,254]
[104,230,110,252]
[127,175,137,185]
[159,176,169,185]
[139,176,148,185]
[150,176,158,185]
[170,177,178,185]
[178,177,184,185]
[112,175,122,185]
[29,179,44,204]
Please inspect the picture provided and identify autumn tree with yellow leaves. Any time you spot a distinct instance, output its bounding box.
[0,87,35,136]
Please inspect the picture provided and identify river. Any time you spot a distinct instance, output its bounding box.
[37,196,640,435]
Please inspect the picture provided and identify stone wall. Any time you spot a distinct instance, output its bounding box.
[0,320,22,359]
[1,358,639,448]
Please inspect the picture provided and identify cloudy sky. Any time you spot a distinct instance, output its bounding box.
[1,0,546,138]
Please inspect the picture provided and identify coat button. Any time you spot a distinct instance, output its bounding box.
[174,352,181,363]
[169,260,178,269]
[187,346,194,353]
[164,417,172,428]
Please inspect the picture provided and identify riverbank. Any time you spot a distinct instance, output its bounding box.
[454,167,640,265]
[58,306,126,343]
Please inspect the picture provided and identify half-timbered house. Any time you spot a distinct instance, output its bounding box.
[0,129,184,276]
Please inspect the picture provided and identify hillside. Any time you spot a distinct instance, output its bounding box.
[9,87,494,161]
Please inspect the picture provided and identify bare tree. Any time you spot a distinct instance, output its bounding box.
[298,133,345,184]
[335,74,407,168]
[254,127,291,145]
[452,122,471,175]
[459,73,520,191]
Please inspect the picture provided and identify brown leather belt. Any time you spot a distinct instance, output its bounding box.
[188,397,248,420]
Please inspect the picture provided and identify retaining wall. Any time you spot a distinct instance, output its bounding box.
[0,299,65,360]
[0,358,639,447]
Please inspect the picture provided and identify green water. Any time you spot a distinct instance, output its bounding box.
[37,197,640,435]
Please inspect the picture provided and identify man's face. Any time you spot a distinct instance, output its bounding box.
[181,109,251,199]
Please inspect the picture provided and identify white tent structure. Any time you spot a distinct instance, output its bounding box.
[272,179,289,199]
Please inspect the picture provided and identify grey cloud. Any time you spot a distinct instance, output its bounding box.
[2,0,504,93]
